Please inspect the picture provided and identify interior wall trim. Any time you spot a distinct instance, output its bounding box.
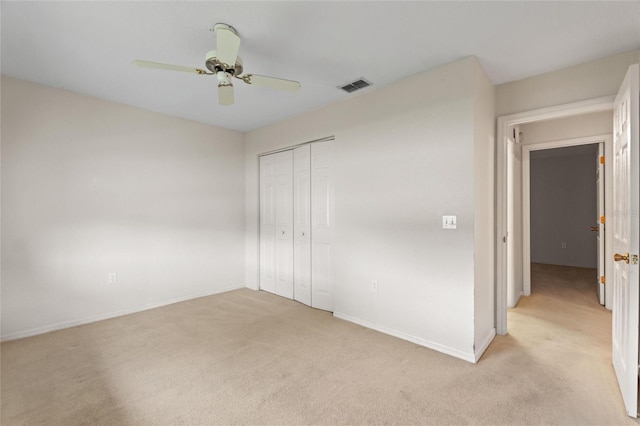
[333,311,477,363]
[0,284,244,342]
[258,135,335,157]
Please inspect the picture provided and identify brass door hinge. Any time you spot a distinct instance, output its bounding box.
[601,276,606,284]
[600,215,606,224]
[600,156,605,164]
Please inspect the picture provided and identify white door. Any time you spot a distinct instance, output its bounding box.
[596,142,605,305]
[259,154,277,294]
[506,137,515,306]
[293,145,312,306]
[311,141,335,311]
[275,150,294,299]
[612,63,639,418]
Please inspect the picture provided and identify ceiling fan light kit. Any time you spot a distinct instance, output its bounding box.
[206,50,244,76]
[133,22,301,106]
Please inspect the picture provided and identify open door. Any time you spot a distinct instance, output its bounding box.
[612,63,639,418]
[596,142,605,305]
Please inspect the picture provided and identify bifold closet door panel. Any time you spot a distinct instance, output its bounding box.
[274,150,294,299]
[294,145,312,306]
[259,154,277,294]
[260,142,332,310]
[311,140,335,312]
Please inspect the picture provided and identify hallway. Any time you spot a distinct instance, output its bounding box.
[501,263,628,422]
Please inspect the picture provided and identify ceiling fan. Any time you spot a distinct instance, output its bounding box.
[133,23,301,106]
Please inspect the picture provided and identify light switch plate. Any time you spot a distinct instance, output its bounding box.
[442,215,457,229]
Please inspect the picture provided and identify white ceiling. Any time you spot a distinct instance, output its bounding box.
[2,1,639,132]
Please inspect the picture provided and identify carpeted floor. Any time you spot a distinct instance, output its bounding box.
[1,263,636,425]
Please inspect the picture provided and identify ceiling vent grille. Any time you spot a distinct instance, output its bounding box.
[338,78,372,93]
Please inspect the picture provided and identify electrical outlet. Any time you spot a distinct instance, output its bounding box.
[107,272,117,284]
[371,280,378,292]
[561,242,567,249]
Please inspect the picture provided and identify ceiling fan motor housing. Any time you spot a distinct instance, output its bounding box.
[206,50,243,76]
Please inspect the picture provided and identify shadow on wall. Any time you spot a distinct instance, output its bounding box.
[530,144,599,269]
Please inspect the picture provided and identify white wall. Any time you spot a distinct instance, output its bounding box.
[245,57,495,362]
[1,76,246,340]
[496,49,640,116]
[472,62,496,357]
[529,146,598,268]
[520,111,613,144]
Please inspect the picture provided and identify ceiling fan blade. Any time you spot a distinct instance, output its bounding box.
[218,84,234,106]
[241,74,301,92]
[215,25,241,68]
[133,60,207,74]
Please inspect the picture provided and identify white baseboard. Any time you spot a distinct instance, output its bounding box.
[474,328,496,362]
[245,283,260,291]
[1,284,244,342]
[333,311,476,363]
[508,291,523,308]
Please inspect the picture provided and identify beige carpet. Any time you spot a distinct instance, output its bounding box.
[1,263,636,425]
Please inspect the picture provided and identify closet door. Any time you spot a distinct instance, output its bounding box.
[259,154,277,294]
[294,145,312,306]
[311,140,335,311]
[274,150,294,299]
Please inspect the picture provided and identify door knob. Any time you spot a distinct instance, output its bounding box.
[614,253,629,264]
[590,226,599,232]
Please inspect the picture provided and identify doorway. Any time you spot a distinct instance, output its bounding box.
[529,144,599,264]
[496,96,615,334]
[523,136,612,307]
[527,142,602,297]
[497,64,640,418]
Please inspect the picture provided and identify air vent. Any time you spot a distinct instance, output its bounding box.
[338,78,372,93]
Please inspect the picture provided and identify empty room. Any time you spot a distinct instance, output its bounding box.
[2,1,640,424]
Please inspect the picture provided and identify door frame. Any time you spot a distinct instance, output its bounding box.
[521,135,613,308]
[496,96,615,334]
